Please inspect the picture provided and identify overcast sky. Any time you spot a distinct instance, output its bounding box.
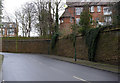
[2,0,66,36]
[3,0,34,21]
[3,0,67,21]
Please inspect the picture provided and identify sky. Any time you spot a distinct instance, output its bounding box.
[3,0,36,36]
[2,0,66,36]
[3,0,34,21]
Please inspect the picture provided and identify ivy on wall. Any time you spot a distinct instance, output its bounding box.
[51,33,59,49]
[85,28,100,61]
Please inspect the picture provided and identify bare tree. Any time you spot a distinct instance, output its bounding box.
[51,0,65,33]
[23,2,36,37]
[34,0,44,36]
[34,0,53,36]
[0,0,3,23]
[14,0,65,37]
[14,10,26,37]
[15,2,36,37]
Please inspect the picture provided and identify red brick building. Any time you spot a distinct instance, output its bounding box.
[60,2,115,36]
[0,22,18,37]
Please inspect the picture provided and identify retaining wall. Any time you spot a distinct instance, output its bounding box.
[1,30,119,65]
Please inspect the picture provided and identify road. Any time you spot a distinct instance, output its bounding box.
[0,52,119,81]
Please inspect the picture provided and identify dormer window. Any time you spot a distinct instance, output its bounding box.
[90,6,94,12]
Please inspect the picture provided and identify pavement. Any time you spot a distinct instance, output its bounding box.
[0,52,119,82]
[42,54,119,74]
[0,54,3,82]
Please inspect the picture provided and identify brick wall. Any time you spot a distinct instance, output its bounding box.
[2,39,50,54]
[0,38,2,52]
[1,30,119,65]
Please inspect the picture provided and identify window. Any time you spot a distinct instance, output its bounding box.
[97,6,101,12]
[8,29,14,35]
[70,18,73,23]
[3,25,6,28]
[61,19,64,23]
[14,24,17,28]
[9,24,13,28]
[90,6,94,12]
[76,7,83,15]
[0,29,1,36]
[7,29,10,36]
[104,16,112,23]
[76,18,80,25]
[3,29,5,35]
[103,7,112,15]
[96,18,99,22]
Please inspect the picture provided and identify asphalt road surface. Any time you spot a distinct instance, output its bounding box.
[0,52,119,81]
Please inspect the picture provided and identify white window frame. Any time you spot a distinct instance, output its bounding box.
[97,6,101,12]
[90,6,94,12]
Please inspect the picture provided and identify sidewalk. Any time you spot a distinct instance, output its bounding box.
[0,55,3,82]
[43,54,119,74]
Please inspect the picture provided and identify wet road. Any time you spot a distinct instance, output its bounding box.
[0,52,118,81]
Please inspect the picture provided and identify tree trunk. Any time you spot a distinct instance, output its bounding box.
[55,3,59,33]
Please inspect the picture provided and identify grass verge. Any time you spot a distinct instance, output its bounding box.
[0,55,3,70]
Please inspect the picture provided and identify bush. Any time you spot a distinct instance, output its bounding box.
[78,26,89,36]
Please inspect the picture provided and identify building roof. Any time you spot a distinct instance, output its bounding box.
[60,9,74,19]
[66,2,116,7]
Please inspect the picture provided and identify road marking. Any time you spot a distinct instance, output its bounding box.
[73,76,87,81]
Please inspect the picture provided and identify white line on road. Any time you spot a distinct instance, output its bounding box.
[73,76,91,83]
[73,76,87,81]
